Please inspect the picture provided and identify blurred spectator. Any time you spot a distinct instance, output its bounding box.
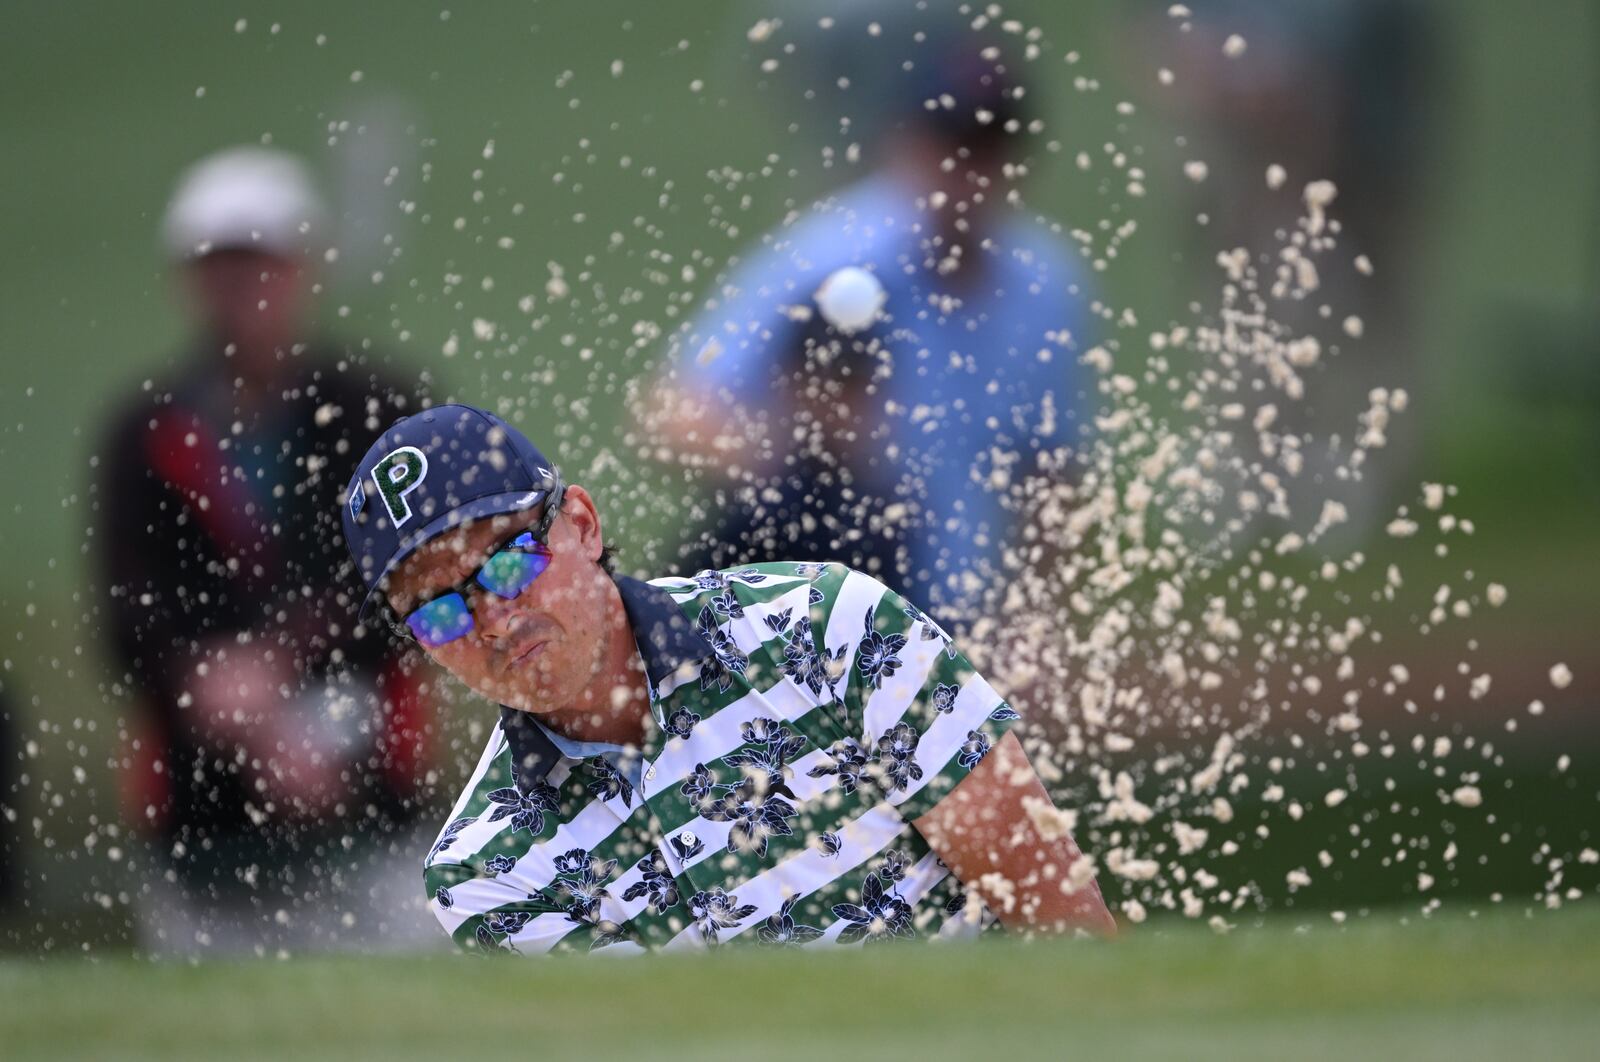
[1124,0,1436,538]
[664,9,1096,610]
[90,147,440,955]
[0,673,18,908]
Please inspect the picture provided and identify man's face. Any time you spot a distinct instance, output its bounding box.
[932,141,1011,213]
[383,490,612,716]
[186,248,309,356]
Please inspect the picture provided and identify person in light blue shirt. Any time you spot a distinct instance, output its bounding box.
[666,27,1096,612]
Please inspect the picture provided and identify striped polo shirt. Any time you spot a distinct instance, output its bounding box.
[424,561,1020,953]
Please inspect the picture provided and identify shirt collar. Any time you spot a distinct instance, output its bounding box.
[613,573,715,696]
[498,707,562,792]
[497,573,713,788]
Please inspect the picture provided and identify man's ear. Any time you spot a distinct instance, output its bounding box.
[558,484,605,563]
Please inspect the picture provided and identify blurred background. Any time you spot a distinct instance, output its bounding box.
[0,0,1595,954]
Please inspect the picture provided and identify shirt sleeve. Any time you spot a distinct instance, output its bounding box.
[672,237,823,405]
[807,565,1023,825]
[420,731,566,954]
[1007,224,1098,465]
[672,182,904,405]
[95,406,227,711]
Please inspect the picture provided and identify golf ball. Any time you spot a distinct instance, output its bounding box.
[814,266,886,334]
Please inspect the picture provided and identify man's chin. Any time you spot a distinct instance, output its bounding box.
[487,678,558,715]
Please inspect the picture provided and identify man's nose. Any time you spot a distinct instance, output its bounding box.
[472,587,528,643]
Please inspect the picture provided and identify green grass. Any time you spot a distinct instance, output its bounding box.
[3,905,1597,1061]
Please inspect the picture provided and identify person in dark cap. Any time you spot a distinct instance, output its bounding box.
[344,403,1114,953]
[661,10,1097,613]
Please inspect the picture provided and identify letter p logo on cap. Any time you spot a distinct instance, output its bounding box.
[372,445,429,527]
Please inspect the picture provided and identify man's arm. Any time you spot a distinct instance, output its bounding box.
[796,566,1113,937]
[913,730,1117,937]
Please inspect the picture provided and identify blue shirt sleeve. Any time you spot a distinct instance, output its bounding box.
[999,217,1099,456]
[673,178,913,405]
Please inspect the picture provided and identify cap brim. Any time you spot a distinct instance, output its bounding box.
[356,487,551,624]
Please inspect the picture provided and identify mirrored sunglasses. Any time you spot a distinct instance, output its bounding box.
[400,530,553,648]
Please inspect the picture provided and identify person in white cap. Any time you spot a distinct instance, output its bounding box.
[92,146,439,956]
[159,147,328,400]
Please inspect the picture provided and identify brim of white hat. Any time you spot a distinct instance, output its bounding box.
[170,230,311,260]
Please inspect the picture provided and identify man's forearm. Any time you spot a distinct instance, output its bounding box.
[914,730,1117,936]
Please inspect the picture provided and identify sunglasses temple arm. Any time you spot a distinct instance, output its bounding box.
[538,482,567,537]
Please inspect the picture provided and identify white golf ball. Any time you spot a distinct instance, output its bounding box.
[814,266,886,334]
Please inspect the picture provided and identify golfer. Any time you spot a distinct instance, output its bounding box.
[343,403,1113,952]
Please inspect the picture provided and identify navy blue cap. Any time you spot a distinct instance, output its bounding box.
[342,403,560,622]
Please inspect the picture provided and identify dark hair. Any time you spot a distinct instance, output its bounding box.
[598,543,619,575]
[911,45,1033,163]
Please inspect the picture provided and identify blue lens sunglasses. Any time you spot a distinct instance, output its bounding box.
[390,483,566,648]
